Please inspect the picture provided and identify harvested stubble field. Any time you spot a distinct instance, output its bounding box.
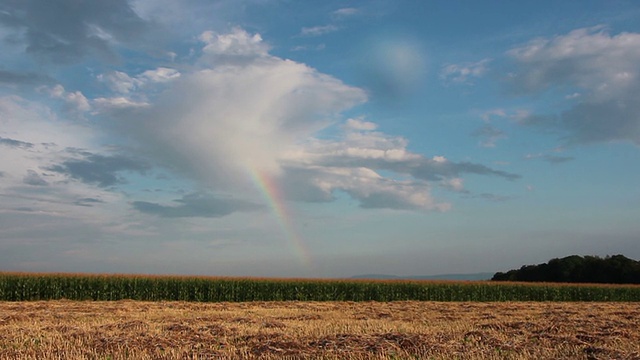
[0,300,639,359]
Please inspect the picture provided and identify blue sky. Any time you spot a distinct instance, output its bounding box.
[1,0,639,278]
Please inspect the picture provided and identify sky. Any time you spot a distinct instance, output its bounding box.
[1,0,639,278]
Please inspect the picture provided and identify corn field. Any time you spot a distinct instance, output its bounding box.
[0,273,639,302]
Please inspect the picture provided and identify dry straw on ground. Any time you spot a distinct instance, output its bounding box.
[1,300,639,359]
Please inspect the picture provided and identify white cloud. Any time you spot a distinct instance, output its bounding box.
[443,178,464,192]
[279,118,516,208]
[472,124,506,148]
[139,67,181,83]
[0,96,93,148]
[508,26,640,144]
[93,97,150,110]
[441,59,490,84]
[0,0,149,64]
[508,26,640,100]
[524,151,575,164]
[290,128,422,166]
[200,28,270,57]
[45,85,91,113]
[65,91,91,113]
[510,109,532,122]
[343,118,378,131]
[98,67,180,94]
[282,165,449,211]
[333,8,359,17]
[290,44,326,52]
[0,137,156,265]
[98,71,140,94]
[300,25,339,37]
[0,96,131,226]
[480,108,506,122]
[104,28,366,192]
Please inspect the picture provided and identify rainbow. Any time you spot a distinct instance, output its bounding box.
[247,168,313,267]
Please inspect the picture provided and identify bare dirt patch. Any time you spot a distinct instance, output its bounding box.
[0,300,639,359]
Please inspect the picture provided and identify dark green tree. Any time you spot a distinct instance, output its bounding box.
[492,255,640,284]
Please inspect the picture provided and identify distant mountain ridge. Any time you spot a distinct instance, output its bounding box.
[351,273,494,281]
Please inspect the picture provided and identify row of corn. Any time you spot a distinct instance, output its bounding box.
[0,273,639,302]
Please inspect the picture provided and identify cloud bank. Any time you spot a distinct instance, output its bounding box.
[0,23,519,222]
[508,26,640,145]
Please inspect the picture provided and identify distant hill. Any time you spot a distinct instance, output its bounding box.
[492,255,640,284]
[351,273,494,281]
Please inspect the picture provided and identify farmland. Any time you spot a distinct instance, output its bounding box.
[1,300,639,359]
[1,273,640,359]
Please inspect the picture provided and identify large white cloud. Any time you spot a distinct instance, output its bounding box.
[91,28,518,212]
[104,28,367,191]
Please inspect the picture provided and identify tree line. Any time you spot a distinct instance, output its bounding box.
[492,255,640,284]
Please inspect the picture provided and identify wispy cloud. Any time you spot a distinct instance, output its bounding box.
[525,153,575,164]
[300,24,339,37]
[472,124,506,148]
[47,152,149,188]
[0,70,53,85]
[96,67,181,93]
[23,170,48,186]
[290,44,326,52]
[133,193,261,218]
[0,137,34,149]
[441,59,490,85]
[332,8,359,17]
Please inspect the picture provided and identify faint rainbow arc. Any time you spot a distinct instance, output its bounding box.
[247,168,313,267]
